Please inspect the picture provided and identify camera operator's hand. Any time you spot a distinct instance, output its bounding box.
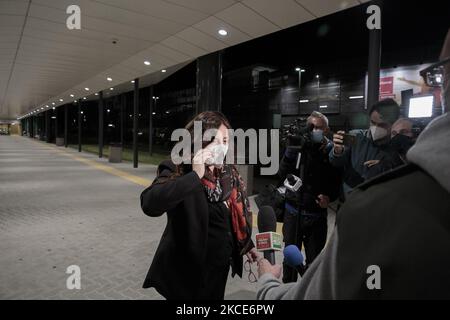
[316,194,330,209]
[257,259,282,279]
[364,160,380,168]
[192,148,213,179]
[333,130,345,155]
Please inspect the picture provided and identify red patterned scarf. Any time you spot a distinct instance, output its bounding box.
[201,165,251,247]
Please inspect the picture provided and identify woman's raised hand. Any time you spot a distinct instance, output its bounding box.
[192,148,213,178]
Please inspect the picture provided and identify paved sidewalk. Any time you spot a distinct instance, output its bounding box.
[0,136,261,299]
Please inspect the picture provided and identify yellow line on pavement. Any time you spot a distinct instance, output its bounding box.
[34,140,152,187]
[30,138,283,233]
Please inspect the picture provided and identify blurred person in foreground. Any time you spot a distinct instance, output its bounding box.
[257,29,450,299]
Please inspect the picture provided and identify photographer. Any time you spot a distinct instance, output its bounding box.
[330,99,400,194]
[278,111,340,283]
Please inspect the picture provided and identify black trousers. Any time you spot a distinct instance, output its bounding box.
[196,263,230,300]
[282,211,327,283]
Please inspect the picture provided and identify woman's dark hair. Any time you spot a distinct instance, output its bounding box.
[177,111,232,176]
[369,98,400,125]
[185,111,231,149]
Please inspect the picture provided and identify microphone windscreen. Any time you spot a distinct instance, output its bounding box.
[283,245,304,268]
[257,206,277,233]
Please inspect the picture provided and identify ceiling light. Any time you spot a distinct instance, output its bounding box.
[107,77,112,81]
[84,87,89,91]
[131,80,135,83]
[70,94,74,98]
[144,61,151,66]
[218,29,228,36]
[95,93,98,96]
[349,96,364,99]
[59,99,63,102]
[41,107,44,110]
[316,75,320,79]
[319,105,328,109]
[299,100,309,103]
[152,112,156,115]
[161,69,167,73]
[52,102,55,105]
[295,67,301,72]
[83,97,86,100]
[107,109,110,113]
[52,107,55,110]
[110,87,114,91]
[80,111,84,114]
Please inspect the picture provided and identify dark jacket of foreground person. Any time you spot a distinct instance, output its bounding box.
[257,112,450,299]
[140,161,253,300]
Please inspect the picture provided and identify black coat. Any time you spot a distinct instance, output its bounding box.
[278,144,341,213]
[140,160,252,299]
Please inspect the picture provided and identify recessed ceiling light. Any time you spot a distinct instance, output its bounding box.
[144,60,151,66]
[80,111,84,114]
[110,87,114,91]
[295,67,301,72]
[84,87,89,91]
[59,99,63,102]
[52,107,55,110]
[95,93,98,96]
[107,77,112,81]
[131,80,135,83]
[46,105,49,108]
[70,94,74,98]
[218,29,228,36]
[52,102,55,105]
[83,97,86,100]
[41,107,44,110]
[152,112,156,115]
[161,69,167,73]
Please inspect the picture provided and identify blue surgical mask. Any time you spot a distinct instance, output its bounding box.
[311,129,324,144]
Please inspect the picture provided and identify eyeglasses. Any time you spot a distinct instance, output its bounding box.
[244,259,257,283]
[420,57,450,87]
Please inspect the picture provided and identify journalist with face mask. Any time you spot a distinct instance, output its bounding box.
[140,111,259,300]
[277,111,341,283]
[257,28,450,300]
[329,98,400,194]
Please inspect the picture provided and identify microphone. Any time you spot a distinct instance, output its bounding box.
[283,245,307,277]
[256,206,282,265]
[284,174,302,192]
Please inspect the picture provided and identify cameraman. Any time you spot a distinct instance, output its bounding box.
[279,111,340,283]
[330,99,400,194]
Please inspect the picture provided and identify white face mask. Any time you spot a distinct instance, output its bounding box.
[311,129,324,143]
[206,143,228,166]
[370,125,388,142]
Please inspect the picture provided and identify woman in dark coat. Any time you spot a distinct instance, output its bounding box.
[140,111,259,300]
